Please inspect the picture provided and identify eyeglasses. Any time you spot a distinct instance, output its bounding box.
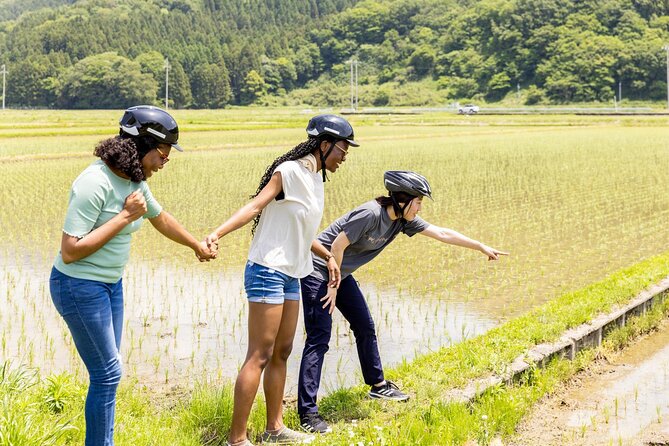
[333,142,349,156]
[155,147,170,164]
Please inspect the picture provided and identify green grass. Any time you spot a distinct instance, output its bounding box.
[303,257,669,445]
[3,109,669,444]
[2,253,668,445]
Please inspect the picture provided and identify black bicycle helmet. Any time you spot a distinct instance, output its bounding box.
[119,105,183,151]
[384,171,433,199]
[306,114,358,182]
[306,114,359,147]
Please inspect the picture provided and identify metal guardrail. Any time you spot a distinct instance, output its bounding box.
[334,106,666,115]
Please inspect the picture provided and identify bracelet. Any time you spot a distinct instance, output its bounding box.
[324,253,334,262]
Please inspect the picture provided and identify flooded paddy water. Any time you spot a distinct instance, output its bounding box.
[511,322,669,445]
[2,112,669,402]
[1,252,498,394]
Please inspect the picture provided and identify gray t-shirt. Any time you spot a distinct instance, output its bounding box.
[311,200,429,281]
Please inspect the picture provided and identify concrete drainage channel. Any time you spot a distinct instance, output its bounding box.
[446,277,669,404]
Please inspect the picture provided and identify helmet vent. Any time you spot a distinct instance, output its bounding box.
[120,125,139,136]
[323,126,340,135]
[146,127,166,139]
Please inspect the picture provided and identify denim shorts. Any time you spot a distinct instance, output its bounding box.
[244,260,300,304]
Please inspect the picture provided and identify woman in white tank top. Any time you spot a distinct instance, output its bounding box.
[206,115,359,446]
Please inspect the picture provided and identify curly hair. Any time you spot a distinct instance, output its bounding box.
[93,135,157,183]
[250,136,333,234]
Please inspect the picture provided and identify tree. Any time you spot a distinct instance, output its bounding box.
[537,23,624,102]
[408,45,436,77]
[275,57,297,91]
[240,69,266,104]
[438,76,479,98]
[190,61,231,108]
[135,51,165,103]
[59,52,157,108]
[169,60,192,108]
[7,54,67,107]
[487,72,512,99]
[292,42,321,85]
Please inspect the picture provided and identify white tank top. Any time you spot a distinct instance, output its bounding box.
[248,157,324,278]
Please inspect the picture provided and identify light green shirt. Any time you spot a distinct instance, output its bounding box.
[54,160,162,283]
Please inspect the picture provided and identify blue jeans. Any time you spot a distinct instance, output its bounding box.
[298,274,384,415]
[49,267,123,446]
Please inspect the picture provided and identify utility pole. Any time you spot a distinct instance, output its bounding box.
[516,82,520,99]
[664,45,669,110]
[164,57,170,110]
[347,59,358,111]
[0,64,6,110]
[618,81,622,103]
[355,59,358,110]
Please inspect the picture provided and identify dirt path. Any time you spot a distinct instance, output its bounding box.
[509,321,669,446]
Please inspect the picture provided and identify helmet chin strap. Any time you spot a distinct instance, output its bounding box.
[320,141,336,183]
[390,194,412,219]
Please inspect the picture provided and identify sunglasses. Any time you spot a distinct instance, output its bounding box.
[333,142,349,155]
[155,147,170,163]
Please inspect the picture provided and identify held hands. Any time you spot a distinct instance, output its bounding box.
[194,232,220,262]
[480,244,509,261]
[320,285,338,314]
[194,240,217,262]
[122,190,147,222]
[204,232,219,254]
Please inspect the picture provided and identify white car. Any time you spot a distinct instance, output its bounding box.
[458,104,480,114]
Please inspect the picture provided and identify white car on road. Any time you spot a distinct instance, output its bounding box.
[458,104,480,114]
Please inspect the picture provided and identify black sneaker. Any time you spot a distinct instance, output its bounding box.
[368,380,410,401]
[299,412,332,434]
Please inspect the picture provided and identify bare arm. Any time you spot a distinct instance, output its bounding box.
[310,231,350,289]
[60,190,146,264]
[206,172,282,244]
[149,211,216,261]
[418,224,508,260]
[311,231,350,313]
[328,231,350,270]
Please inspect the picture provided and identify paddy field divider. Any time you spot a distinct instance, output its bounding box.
[444,277,669,405]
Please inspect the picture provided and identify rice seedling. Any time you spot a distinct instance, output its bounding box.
[2,109,669,444]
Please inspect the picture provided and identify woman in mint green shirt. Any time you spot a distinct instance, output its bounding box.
[49,106,216,446]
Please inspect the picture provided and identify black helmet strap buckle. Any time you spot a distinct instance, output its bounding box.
[320,140,336,183]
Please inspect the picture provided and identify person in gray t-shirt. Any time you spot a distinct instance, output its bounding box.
[297,171,508,434]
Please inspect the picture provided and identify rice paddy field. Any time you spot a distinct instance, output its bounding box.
[1,107,669,399]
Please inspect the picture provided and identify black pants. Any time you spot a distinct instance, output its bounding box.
[297,274,384,415]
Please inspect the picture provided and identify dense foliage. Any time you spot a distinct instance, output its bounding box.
[0,0,668,108]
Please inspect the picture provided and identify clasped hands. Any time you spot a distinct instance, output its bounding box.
[193,231,221,263]
[194,229,220,263]
[194,239,218,262]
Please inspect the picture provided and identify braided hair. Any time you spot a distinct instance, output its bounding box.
[94,135,158,183]
[250,136,332,234]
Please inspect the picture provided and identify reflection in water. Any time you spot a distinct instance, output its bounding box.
[1,255,498,396]
[565,331,669,444]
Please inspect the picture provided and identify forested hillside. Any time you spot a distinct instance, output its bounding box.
[0,0,358,108]
[0,0,668,108]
